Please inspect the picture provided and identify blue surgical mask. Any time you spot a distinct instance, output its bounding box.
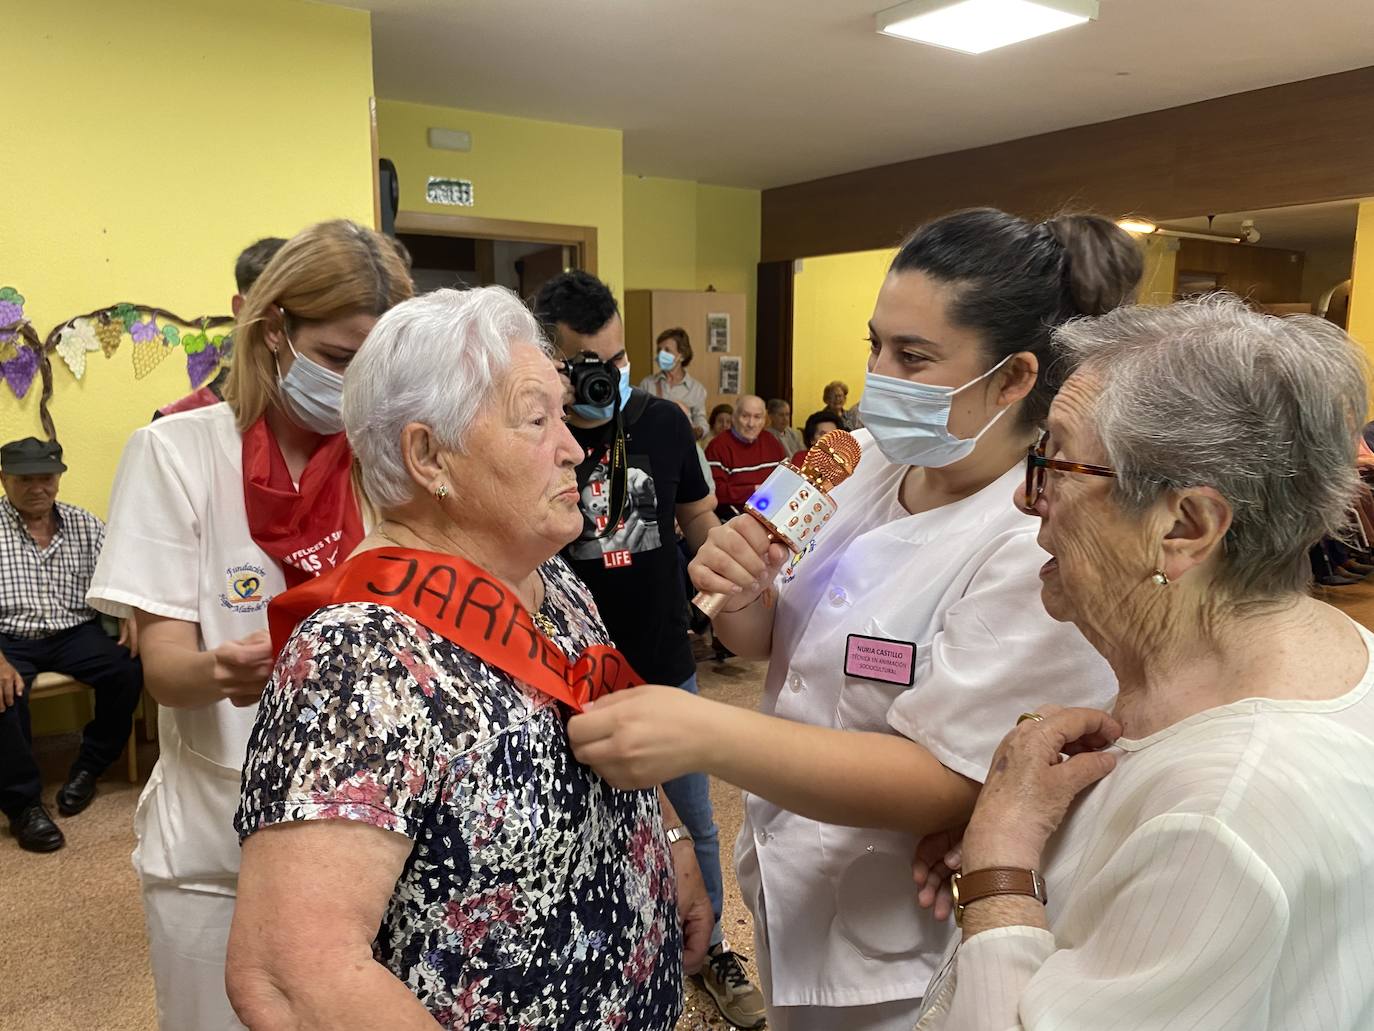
[571,362,632,422]
[276,335,345,435]
[657,349,677,373]
[858,355,1013,468]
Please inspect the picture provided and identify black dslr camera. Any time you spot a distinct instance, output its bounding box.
[563,351,621,411]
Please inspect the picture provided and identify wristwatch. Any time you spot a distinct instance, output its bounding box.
[665,825,694,847]
[950,867,1047,927]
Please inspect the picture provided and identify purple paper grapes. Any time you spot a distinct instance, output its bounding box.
[186,341,221,387]
[1,344,40,398]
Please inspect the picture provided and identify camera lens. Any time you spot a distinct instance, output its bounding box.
[584,370,615,407]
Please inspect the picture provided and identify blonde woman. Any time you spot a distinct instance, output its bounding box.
[88,219,413,1030]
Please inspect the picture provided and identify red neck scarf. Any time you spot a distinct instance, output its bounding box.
[242,416,364,588]
[268,547,643,711]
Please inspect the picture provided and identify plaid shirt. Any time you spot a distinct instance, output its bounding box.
[0,497,104,639]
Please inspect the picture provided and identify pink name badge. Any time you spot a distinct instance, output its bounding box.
[844,634,917,687]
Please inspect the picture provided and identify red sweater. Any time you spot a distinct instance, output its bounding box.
[705,431,786,508]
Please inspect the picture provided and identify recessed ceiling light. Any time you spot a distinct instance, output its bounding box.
[875,0,1098,55]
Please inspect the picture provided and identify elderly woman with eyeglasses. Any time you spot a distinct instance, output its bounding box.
[225,287,709,1031]
[911,296,1374,1030]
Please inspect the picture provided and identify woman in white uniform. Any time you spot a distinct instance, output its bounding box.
[87,219,412,1030]
[569,209,1143,1030]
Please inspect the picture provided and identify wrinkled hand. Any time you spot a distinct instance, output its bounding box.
[672,837,713,974]
[118,617,139,658]
[567,685,715,790]
[912,827,964,922]
[0,655,24,712]
[688,514,789,612]
[212,629,276,708]
[962,705,1122,871]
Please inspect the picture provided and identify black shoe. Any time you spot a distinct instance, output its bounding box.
[9,803,65,852]
[57,769,98,816]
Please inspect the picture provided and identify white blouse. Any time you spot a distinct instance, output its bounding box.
[737,430,1118,1007]
[917,620,1374,1030]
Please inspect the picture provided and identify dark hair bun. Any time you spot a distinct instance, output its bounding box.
[1043,214,1144,317]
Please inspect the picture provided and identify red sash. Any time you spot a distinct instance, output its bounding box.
[268,547,643,712]
[242,417,364,589]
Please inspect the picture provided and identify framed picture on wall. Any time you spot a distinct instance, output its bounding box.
[707,312,730,352]
[719,355,741,394]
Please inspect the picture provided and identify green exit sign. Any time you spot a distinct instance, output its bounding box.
[426,178,474,206]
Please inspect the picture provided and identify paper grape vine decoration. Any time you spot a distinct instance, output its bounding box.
[0,287,233,439]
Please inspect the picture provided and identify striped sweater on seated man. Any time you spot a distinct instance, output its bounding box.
[705,429,786,513]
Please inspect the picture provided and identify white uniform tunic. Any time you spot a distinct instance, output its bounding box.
[738,430,1117,1011]
[88,403,286,1030]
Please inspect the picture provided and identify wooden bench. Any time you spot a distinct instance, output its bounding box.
[28,673,156,783]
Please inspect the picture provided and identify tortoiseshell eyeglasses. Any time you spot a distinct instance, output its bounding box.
[1023,431,1116,510]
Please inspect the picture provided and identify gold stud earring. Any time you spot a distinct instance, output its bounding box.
[1150,569,1170,586]
[434,484,449,500]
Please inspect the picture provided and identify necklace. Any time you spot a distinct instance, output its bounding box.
[529,574,559,638]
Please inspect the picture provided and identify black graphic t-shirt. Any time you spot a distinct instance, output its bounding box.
[565,392,710,686]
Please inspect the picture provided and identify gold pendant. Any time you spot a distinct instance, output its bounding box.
[532,610,558,638]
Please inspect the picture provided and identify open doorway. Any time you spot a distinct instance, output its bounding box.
[394,211,598,302]
[1160,201,1357,326]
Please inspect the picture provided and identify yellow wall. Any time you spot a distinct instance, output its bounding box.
[2,0,376,519]
[377,101,624,298]
[623,175,761,385]
[1137,236,1178,305]
[624,177,701,289]
[791,248,896,416]
[1349,200,1374,367]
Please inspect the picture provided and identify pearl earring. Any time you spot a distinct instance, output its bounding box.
[1150,569,1170,586]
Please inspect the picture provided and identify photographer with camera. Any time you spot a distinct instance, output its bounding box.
[533,271,766,1029]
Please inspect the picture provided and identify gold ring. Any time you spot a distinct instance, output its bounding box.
[1017,712,1045,725]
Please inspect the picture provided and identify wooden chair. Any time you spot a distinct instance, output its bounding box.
[28,673,156,783]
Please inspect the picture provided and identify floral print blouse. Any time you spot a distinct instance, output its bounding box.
[236,556,683,1029]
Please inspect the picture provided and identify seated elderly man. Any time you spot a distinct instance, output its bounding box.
[0,437,142,853]
[910,297,1374,1029]
[227,287,709,1030]
[704,394,785,519]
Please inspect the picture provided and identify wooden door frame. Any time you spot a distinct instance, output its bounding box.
[393,211,598,275]
[754,260,795,405]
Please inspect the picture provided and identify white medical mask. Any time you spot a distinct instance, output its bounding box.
[571,362,632,422]
[276,335,345,435]
[657,349,677,373]
[858,355,1014,468]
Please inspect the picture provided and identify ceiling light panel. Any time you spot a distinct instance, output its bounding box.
[876,0,1098,55]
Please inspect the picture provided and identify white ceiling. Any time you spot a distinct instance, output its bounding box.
[361,0,1374,189]
[1172,201,1360,253]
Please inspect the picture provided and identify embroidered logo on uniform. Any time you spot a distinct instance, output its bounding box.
[220,563,269,613]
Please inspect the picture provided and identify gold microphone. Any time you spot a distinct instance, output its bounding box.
[693,430,862,620]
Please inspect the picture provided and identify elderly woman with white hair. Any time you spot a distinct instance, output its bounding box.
[225,287,708,1030]
[911,296,1374,1029]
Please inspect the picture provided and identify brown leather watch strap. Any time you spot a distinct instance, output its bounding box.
[952,867,1047,926]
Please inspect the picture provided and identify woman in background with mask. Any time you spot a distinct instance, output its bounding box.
[87,219,412,1030]
[567,209,1142,1031]
[641,326,709,439]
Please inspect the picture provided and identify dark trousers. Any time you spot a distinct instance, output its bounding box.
[0,619,143,817]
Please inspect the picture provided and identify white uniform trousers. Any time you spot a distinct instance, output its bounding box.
[142,879,246,1031]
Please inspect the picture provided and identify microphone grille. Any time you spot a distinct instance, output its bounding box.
[800,430,862,492]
